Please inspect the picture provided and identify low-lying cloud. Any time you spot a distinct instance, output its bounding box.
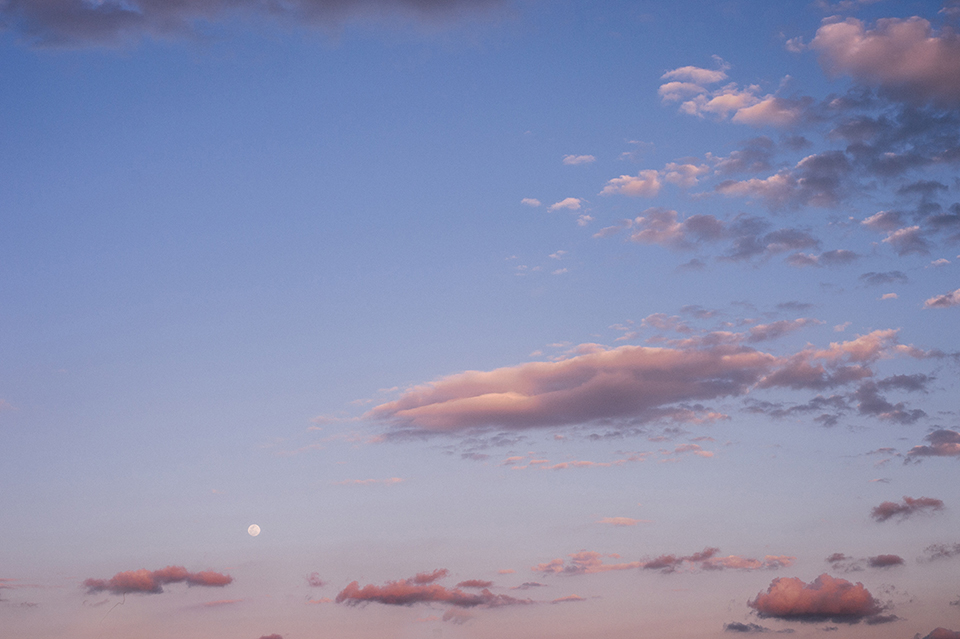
[748,574,889,624]
[870,496,944,522]
[83,566,233,595]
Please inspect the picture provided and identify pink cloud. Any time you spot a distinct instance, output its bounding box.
[335,571,531,608]
[921,630,960,639]
[83,566,233,595]
[810,17,960,107]
[924,288,960,309]
[551,594,585,604]
[748,574,886,623]
[870,496,944,522]
[906,430,960,459]
[600,170,662,197]
[307,572,326,587]
[368,329,921,434]
[367,343,778,433]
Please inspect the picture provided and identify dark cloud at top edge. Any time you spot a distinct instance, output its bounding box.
[0,0,508,48]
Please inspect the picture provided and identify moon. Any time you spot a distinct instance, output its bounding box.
[247,524,261,537]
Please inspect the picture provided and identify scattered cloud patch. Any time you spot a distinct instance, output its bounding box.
[521,198,541,207]
[924,288,960,308]
[562,154,596,165]
[549,198,582,211]
[870,496,944,522]
[335,570,532,608]
[84,566,233,595]
[906,430,960,459]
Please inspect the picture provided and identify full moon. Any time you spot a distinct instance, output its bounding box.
[247,524,260,537]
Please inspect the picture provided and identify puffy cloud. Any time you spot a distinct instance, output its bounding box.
[521,198,541,207]
[711,137,775,175]
[924,288,960,309]
[549,197,582,211]
[906,430,960,459]
[0,0,505,47]
[919,630,960,639]
[853,381,926,423]
[716,151,851,209]
[732,97,807,127]
[811,17,960,108]
[882,226,932,256]
[600,170,661,197]
[870,496,944,522]
[628,209,725,250]
[663,162,710,187]
[748,574,887,624]
[562,155,596,165]
[83,566,233,595]
[335,571,531,608]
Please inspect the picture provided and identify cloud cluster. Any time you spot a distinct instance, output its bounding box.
[335,569,531,608]
[924,288,960,309]
[748,574,889,624]
[83,566,233,595]
[870,496,944,522]
[658,63,805,126]
[906,430,960,460]
[532,548,793,575]
[0,0,504,47]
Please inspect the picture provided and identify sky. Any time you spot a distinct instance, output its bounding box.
[1,0,959,637]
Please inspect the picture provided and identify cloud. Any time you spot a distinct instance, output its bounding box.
[858,271,908,286]
[882,226,932,256]
[924,288,960,309]
[826,553,904,571]
[711,137,776,175]
[335,571,532,608]
[853,381,926,423]
[715,151,852,209]
[549,197,582,211]
[663,162,710,187]
[732,97,807,127]
[259,635,284,639]
[921,543,960,562]
[810,17,960,108]
[597,517,639,526]
[870,496,944,522]
[533,548,792,576]
[83,566,233,595]
[0,0,506,47]
[367,343,779,433]
[627,208,725,250]
[521,198,541,207]
[748,574,888,624]
[867,555,904,568]
[562,155,596,165]
[551,594,585,604]
[368,329,924,434]
[661,64,729,85]
[456,579,493,589]
[724,621,795,634]
[919,630,960,639]
[307,573,326,587]
[600,170,662,197]
[906,430,960,459]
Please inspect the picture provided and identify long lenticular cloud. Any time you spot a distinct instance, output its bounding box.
[0,0,504,47]
[367,330,922,434]
[83,566,233,595]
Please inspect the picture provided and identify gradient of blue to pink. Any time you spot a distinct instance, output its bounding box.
[1,1,959,638]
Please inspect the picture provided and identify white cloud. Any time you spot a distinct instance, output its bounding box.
[562,154,596,165]
[549,197,582,211]
[600,170,661,197]
[521,198,541,207]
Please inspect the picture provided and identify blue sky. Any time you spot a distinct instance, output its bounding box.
[1,1,959,638]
